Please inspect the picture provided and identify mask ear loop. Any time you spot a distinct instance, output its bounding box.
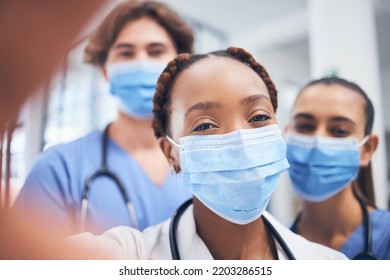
[166,135,181,148]
[166,135,181,177]
[358,135,370,148]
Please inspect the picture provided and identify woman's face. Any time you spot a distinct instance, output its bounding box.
[286,83,378,167]
[288,84,367,140]
[162,57,276,166]
[105,17,177,65]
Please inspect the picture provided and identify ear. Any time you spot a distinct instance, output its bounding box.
[158,137,181,173]
[360,134,379,167]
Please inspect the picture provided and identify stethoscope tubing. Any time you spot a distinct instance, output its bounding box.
[80,123,138,232]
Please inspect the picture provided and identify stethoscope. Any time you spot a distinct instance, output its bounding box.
[290,196,380,260]
[169,199,296,260]
[80,123,138,232]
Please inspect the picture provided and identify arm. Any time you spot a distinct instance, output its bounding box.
[65,226,147,260]
[0,0,109,259]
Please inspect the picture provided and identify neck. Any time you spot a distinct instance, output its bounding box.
[109,112,158,153]
[297,185,363,249]
[193,198,276,260]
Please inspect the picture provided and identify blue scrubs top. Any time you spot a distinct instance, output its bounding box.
[291,209,390,260]
[340,209,390,260]
[13,130,191,236]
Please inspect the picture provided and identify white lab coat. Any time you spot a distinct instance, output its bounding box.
[71,205,347,260]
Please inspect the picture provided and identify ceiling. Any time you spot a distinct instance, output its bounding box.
[88,0,389,73]
[158,0,389,70]
[160,0,306,37]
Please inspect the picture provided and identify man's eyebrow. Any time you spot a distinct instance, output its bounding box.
[240,94,271,106]
[293,113,315,120]
[329,116,356,125]
[112,43,135,50]
[147,42,168,48]
[184,101,221,117]
[293,113,356,126]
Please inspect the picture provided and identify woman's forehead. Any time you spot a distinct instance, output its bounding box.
[170,56,269,102]
[294,84,366,122]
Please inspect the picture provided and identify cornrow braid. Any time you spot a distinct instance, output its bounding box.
[225,47,277,112]
[152,47,278,139]
[152,53,192,138]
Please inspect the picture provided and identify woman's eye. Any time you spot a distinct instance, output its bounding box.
[118,51,134,58]
[150,51,163,57]
[193,123,216,131]
[294,123,315,133]
[248,114,270,123]
[148,49,165,57]
[330,127,350,137]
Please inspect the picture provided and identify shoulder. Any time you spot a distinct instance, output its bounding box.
[263,212,348,260]
[35,130,101,164]
[371,208,390,231]
[372,208,390,220]
[371,208,390,237]
[21,130,101,184]
[46,130,101,155]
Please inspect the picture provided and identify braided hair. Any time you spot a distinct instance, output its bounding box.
[152,47,278,139]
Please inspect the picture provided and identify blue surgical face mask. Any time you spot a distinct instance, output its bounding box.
[285,133,369,202]
[107,60,166,119]
[167,124,289,225]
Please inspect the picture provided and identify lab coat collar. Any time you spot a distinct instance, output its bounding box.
[175,205,286,260]
[176,204,214,260]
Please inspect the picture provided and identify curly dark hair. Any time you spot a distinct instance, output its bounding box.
[152,47,278,139]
